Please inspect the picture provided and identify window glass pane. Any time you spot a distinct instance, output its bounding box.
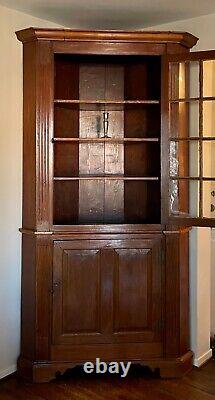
[189,180,200,217]
[170,141,199,177]
[203,181,215,218]
[190,141,200,177]
[203,141,215,178]
[203,60,215,97]
[170,179,179,213]
[170,63,180,100]
[170,61,199,100]
[189,102,199,137]
[179,62,186,99]
[189,61,199,98]
[203,101,215,137]
[170,62,185,100]
[170,102,199,138]
[170,142,179,177]
[170,179,199,217]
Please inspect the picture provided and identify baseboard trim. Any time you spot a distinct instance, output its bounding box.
[193,349,212,367]
[0,365,17,380]
[18,352,193,382]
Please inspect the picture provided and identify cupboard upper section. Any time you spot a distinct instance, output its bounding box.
[16,29,199,232]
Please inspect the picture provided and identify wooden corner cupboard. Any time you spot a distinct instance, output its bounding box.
[16,28,215,382]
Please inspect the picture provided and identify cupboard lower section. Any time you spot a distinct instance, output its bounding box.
[19,229,191,382]
[52,237,163,348]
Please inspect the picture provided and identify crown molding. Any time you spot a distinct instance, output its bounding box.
[16,28,198,49]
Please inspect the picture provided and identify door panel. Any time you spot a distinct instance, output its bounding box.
[114,248,150,332]
[52,242,110,345]
[163,50,215,227]
[61,249,100,334]
[114,249,149,332]
[52,236,163,351]
[112,238,163,343]
[52,240,116,345]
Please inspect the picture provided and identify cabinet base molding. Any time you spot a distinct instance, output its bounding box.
[17,352,193,383]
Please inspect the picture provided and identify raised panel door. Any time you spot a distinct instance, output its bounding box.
[52,236,163,357]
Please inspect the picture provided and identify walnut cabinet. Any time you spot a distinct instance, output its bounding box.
[16,28,215,382]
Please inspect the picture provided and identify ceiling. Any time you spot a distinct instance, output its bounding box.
[1,0,215,29]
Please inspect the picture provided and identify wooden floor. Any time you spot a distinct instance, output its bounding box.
[0,360,215,400]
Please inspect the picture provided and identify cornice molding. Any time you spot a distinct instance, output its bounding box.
[16,28,198,48]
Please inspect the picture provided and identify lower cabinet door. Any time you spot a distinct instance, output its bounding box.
[52,236,164,359]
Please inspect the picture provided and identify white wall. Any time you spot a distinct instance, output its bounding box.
[147,13,215,366]
[0,5,63,379]
[147,12,215,51]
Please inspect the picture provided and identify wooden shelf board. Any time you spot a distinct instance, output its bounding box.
[54,176,160,181]
[54,99,160,105]
[53,137,160,143]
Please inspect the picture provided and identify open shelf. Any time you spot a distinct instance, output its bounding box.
[54,141,160,178]
[53,180,161,225]
[54,54,161,101]
[54,103,161,139]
